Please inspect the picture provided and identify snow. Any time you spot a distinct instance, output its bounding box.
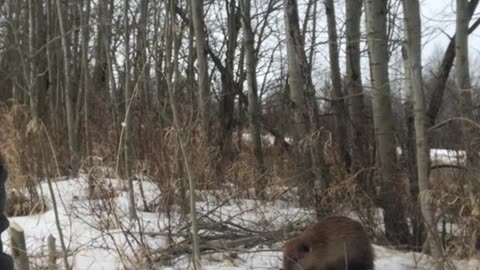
[396,147,465,166]
[238,132,293,147]
[430,149,465,166]
[1,148,471,269]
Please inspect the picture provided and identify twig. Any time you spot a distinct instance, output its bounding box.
[152,225,302,263]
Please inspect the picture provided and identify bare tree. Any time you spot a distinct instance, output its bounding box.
[240,0,266,198]
[365,0,411,245]
[186,0,196,112]
[190,0,211,135]
[324,0,351,170]
[134,0,150,108]
[45,0,59,116]
[93,0,110,93]
[79,0,95,197]
[0,0,19,102]
[455,0,480,267]
[27,0,38,122]
[56,0,79,157]
[403,0,444,268]
[165,0,201,267]
[426,0,479,126]
[345,0,372,194]
[283,0,317,205]
[220,0,240,167]
[123,0,137,220]
[94,0,121,136]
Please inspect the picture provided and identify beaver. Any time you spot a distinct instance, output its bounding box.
[283,216,374,270]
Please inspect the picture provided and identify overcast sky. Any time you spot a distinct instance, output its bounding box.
[196,1,480,99]
[421,0,480,71]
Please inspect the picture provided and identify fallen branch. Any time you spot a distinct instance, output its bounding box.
[152,224,305,263]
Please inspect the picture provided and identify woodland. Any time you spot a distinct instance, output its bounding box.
[0,0,480,269]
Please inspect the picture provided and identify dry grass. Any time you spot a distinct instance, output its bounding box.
[0,104,48,216]
[2,96,479,264]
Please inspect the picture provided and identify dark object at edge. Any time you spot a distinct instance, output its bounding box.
[0,157,14,269]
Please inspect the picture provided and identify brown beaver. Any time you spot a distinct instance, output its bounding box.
[283,216,374,270]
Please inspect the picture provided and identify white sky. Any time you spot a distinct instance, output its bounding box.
[110,0,480,99]
[317,0,480,97]
[421,0,480,74]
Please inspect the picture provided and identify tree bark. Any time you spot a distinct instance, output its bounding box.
[346,0,373,194]
[284,0,317,205]
[56,0,79,157]
[93,0,110,93]
[426,0,479,126]
[35,0,48,118]
[455,1,480,267]
[80,0,94,197]
[241,0,266,199]
[123,0,137,220]
[135,0,150,109]
[365,0,411,245]
[216,0,240,183]
[45,0,57,119]
[186,0,197,115]
[401,44,425,249]
[190,0,211,135]
[403,0,444,267]
[324,0,351,170]
[165,0,201,267]
[28,0,39,121]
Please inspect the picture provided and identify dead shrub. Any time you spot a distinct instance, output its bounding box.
[5,188,46,216]
[0,104,48,216]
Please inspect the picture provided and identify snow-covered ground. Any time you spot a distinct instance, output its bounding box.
[1,147,470,269]
[430,149,465,166]
[2,176,469,270]
[396,147,465,166]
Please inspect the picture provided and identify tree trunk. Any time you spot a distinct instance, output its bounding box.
[324,0,351,170]
[45,0,57,120]
[154,6,167,120]
[346,0,373,195]
[365,0,411,245]
[186,1,197,115]
[123,0,137,220]
[56,0,79,157]
[403,0,444,267]
[401,43,425,249]
[241,0,266,199]
[135,0,149,109]
[80,0,94,197]
[455,1,480,268]
[284,0,316,205]
[165,0,201,267]
[190,0,211,135]
[216,0,240,183]
[28,0,38,121]
[93,0,110,92]
[426,0,479,126]
[2,0,17,102]
[307,0,318,70]
[104,15,120,143]
[96,0,120,137]
[35,1,48,118]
